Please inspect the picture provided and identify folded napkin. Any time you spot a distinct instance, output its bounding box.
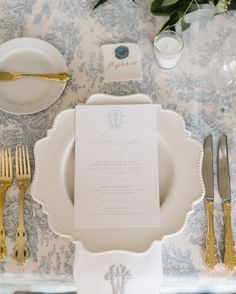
[73,241,163,294]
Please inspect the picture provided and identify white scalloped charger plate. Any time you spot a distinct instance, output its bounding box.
[32,94,203,252]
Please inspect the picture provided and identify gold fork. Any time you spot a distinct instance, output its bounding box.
[13,145,31,266]
[0,148,13,261]
[0,72,70,83]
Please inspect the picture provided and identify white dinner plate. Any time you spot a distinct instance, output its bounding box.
[0,37,68,114]
[32,94,203,252]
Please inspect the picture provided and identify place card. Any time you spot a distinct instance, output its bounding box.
[74,104,160,229]
[102,43,142,82]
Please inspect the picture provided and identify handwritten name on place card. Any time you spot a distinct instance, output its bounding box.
[107,60,138,70]
[102,43,142,82]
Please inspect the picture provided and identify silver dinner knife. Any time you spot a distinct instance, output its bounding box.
[203,135,220,271]
[218,135,236,272]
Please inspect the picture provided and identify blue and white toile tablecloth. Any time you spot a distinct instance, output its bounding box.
[0,0,236,293]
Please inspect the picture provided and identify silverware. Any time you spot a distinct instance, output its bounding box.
[0,148,13,261]
[203,135,220,271]
[0,71,70,83]
[13,145,31,266]
[218,135,236,272]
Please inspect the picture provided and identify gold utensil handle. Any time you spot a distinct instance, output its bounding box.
[13,229,30,266]
[13,189,30,266]
[223,202,236,272]
[0,71,70,83]
[0,193,7,260]
[204,201,220,271]
[21,72,70,83]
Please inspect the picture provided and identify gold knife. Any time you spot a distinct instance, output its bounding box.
[0,71,70,83]
[218,135,236,272]
[203,135,220,271]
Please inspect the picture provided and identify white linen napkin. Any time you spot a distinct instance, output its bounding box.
[73,241,163,294]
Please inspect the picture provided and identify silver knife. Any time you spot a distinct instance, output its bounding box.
[203,135,220,271]
[218,135,236,272]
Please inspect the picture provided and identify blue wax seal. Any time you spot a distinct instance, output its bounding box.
[115,46,129,59]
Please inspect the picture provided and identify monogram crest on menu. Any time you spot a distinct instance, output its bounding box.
[107,109,125,129]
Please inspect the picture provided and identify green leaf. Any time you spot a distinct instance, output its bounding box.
[93,0,137,9]
[196,0,210,4]
[177,10,191,30]
[159,12,180,31]
[175,10,191,31]
[93,0,109,10]
[215,0,227,13]
[151,0,183,14]
[180,18,191,30]
[162,0,180,6]
[228,0,236,9]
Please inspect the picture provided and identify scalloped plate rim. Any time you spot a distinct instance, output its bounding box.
[32,93,203,253]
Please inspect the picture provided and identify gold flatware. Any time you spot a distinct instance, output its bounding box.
[13,145,31,266]
[202,135,220,271]
[0,148,13,261]
[0,71,70,83]
[218,135,236,272]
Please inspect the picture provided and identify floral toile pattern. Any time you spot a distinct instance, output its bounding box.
[0,0,236,293]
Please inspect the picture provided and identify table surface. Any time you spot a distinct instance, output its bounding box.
[0,0,236,293]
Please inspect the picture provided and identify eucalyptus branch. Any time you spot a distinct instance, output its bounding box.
[163,0,194,31]
[93,0,137,10]
[193,0,200,9]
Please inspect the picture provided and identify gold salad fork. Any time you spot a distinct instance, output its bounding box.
[0,72,70,83]
[13,145,31,266]
[0,148,13,261]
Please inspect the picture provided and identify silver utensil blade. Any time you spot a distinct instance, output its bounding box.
[202,135,214,200]
[218,135,231,201]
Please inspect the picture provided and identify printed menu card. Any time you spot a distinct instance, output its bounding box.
[74,104,160,229]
